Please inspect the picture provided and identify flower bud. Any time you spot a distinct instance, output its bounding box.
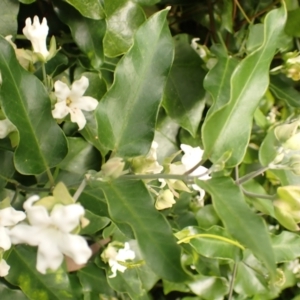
[155,189,176,210]
[101,157,125,180]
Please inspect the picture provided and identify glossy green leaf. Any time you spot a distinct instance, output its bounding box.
[104,0,146,57]
[285,8,300,37]
[6,246,74,299]
[154,113,180,163]
[18,0,35,3]
[203,45,239,117]
[80,209,110,234]
[272,231,300,263]
[0,282,28,300]
[258,128,279,167]
[163,34,206,137]
[0,0,19,36]
[0,150,14,189]
[176,225,242,261]
[64,0,104,20]
[202,6,287,166]
[77,263,115,297]
[107,269,149,299]
[96,8,174,157]
[53,0,106,69]
[93,179,189,282]
[234,252,269,296]
[195,204,220,229]
[0,36,68,175]
[196,177,276,277]
[188,274,229,299]
[79,72,107,154]
[59,137,100,174]
[270,75,300,107]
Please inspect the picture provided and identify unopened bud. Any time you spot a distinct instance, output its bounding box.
[155,189,176,210]
[101,157,125,179]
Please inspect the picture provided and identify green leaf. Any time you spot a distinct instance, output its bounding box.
[64,0,104,20]
[0,0,19,36]
[96,8,174,157]
[234,251,269,296]
[272,231,300,263]
[104,0,146,57]
[79,72,107,153]
[53,0,106,69]
[93,179,189,282]
[188,274,229,299]
[0,282,28,300]
[58,137,100,174]
[77,263,115,297]
[196,177,277,277]
[163,34,206,137]
[134,0,160,5]
[80,209,110,234]
[107,269,149,299]
[6,246,74,299]
[0,36,68,175]
[154,113,180,163]
[285,8,300,37]
[0,150,14,189]
[270,74,300,107]
[202,6,287,166]
[176,225,242,261]
[203,45,239,116]
[195,204,220,229]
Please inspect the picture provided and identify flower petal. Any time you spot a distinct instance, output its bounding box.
[51,204,84,233]
[35,231,64,274]
[52,101,70,119]
[181,144,204,170]
[57,233,92,265]
[0,226,11,250]
[23,197,51,227]
[69,107,86,130]
[0,119,16,139]
[9,224,41,246]
[70,76,89,98]
[54,80,70,102]
[0,259,10,277]
[0,207,26,227]
[71,96,98,111]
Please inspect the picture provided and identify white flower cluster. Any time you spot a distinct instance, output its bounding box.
[101,242,136,278]
[0,195,92,277]
[132,142,211,210]
[19,16,99,131]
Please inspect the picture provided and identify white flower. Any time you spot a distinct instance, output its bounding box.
[0,259,10,277]
[0,206,26,251]
[103,242,135,278]
[0,118,16,139]
[181,144,208,177]
[10,195,92,274]
[181,144,210,196]
[52,76,98,130]
[23,16,49,59]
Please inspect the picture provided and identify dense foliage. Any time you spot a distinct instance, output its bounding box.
[1,0,300,299]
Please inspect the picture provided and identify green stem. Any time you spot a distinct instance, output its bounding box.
[46,168,55,187]
[177,233,245,250]
[115,171,210,181]
[42,63,48,89]
[234,0,251,24]
[228,263,238,300]
[235,166,269,185]
[73,178,87,201]
[242,188,276,200]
